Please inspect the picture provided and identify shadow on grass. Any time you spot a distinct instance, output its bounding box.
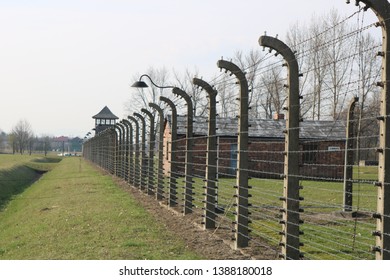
[0,165,43,211]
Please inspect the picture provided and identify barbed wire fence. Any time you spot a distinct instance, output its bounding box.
[83,0,390,260]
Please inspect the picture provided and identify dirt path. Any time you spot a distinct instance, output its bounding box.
[115,177,277,260]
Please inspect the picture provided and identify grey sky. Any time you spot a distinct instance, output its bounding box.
[0,0,378,137]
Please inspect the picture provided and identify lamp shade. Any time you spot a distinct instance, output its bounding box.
[131,81,149,88]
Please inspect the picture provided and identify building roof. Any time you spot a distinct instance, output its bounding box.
[92,106,119,119]
[169,115,346,140]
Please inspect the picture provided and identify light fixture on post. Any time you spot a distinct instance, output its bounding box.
[131,74,174,89]
[132,74,194,215]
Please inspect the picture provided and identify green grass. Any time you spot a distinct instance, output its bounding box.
[188,169,378,260]
[0,156,201,260]
[3,153,376,260]
[0,154,55,210]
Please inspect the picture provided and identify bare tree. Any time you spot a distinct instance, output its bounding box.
[355,32,381,161]
[173,67,208,117]
[216,74,237,118]
[323,9,353,120]
[11,119,34,155]
[259,65,287,118]
[233,49,263,118]
[126,66,172,116]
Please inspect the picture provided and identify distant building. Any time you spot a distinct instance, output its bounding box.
[92,106,118,135]
[163,115,346,180]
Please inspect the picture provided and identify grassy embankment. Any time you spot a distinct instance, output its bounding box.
[0,155,200,259]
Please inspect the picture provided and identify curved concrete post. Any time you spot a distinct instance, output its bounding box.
[217,59,249,249]
[351,0,390,260]
[259,35,301,259]
[172,87,194,215]
[120,120,129,182]
[160,96,178,207]
[142,108,156,196]
[116,123,126,179]
[149,102,165,200]
[193,77,218,229]
[134,112,147,192]
[120,120,130,182]
[128,116,140,188]
[114,125,122,177]
[109,127,116,174]
[121,119,134,185]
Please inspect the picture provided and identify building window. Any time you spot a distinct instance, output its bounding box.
[303,143,318,164]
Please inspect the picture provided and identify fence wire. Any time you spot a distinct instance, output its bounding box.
[83,3,390,260]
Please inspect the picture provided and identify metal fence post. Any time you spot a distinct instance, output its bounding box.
[354,0,390,260]
[134,112,147,192]
[128,116,140,188]
[160,96,178,207]
[259,35,301,259]
[142,108,156,196]
[172,88,194,215]
[217,59,250,249]
[149,102,165,200]
[193,77,218,229]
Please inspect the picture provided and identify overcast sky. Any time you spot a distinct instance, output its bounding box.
[0,0,379,137]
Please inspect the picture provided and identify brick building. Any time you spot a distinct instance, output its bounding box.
[163,115,346,180]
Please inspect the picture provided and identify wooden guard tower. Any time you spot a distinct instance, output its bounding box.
[92,106,118,135]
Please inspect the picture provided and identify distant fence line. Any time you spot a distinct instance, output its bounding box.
[83,0,390,260]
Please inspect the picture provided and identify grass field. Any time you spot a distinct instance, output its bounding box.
[187,166,378,260]
[0,155,200,260]
[1,153,379,260]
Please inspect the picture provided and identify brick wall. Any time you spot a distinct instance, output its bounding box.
[163,125,345,180]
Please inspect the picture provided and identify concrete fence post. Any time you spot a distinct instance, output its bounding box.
[134,112,147,192]
[142,108,156,196]
[217,59,250,249]
[121,119,134,184]
[116,123,126,179]
[193,77,218,229]
[149,102,165,201]
[354,0,390,260]
[114,125,123,177]
[172,88,194,215]
[128,116,140,188]
[113,126,121,177]
[259,35,301,259]
[120,120,130,182]
[160,96,179,207]
[122,119,135,186]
